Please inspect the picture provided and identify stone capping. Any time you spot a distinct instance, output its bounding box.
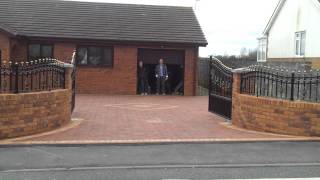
[63,63,74,68]
[232,67,250,74]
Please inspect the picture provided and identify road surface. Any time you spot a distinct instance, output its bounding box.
[0,141,320,179]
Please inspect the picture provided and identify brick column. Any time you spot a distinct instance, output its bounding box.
[64,63,74,90]
[232,68,250,95]
[232,71,241,95]
[231,68,249,123]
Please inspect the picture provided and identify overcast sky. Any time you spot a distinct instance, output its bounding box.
[68,0,279,57]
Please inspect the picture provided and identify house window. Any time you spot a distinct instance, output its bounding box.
[257,38,267,62]
[76,46,113,67]
[295,31,306,56]
[28,44,53,61]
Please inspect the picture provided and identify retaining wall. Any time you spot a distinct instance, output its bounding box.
[0,65,73,139]
[232,72,320,136]
[0,90,71,139]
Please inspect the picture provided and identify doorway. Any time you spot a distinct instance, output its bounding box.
[137,49,185,95]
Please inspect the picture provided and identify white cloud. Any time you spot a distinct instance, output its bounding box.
[66,0,279,57]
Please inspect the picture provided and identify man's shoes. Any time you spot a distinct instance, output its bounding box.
[156,93,159,95]
[162,93,166,95]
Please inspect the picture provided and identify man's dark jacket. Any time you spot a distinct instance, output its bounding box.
[138,66,147,80]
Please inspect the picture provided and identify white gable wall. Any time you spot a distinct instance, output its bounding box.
[306,0,320,57]
[267,0,320,59]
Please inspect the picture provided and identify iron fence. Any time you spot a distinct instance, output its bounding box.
[241,65,320,103]
[210,59,233,99]
[0,58,65,94]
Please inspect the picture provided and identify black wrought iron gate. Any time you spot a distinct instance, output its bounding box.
[208,57,233,119]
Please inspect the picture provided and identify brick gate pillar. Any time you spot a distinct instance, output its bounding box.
[231,68,249,122]
[232,70,242,95]
[64,63,74,90]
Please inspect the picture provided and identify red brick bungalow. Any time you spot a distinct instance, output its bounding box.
[0,0,207,95]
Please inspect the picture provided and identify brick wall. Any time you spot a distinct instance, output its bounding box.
[0,32,10,62]
[0,89,71,139]
[184,47,197,96]
[76,45,138,94]
[74,45,198,95]
[10,39,28,61]
[0,66,73,139]
[51,42,198,95]
[54,43,76,63]
[311,60,320,69]
[268,57,320,69]
[232,72,320,136]
[3,36,198,95]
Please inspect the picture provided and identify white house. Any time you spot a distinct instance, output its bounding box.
[257,0,320,68]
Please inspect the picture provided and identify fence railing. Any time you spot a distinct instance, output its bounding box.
[241,65,320,103]
[209,57,233,99]
[0,58,65,94]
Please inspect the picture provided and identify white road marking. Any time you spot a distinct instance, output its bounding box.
[104,103,178,111]
[229,179,320,180]
[163,178,320,180]
[1,162,320,173]
[26,147,61,158]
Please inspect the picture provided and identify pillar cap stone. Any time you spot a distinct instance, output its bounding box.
[232,68,250,73]
[63,63,74,68]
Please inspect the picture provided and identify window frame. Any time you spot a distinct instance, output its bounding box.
[27,43,54,61]
[75,45,114,68]
[295,31,306,56]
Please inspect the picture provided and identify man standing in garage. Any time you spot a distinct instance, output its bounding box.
[155,58,168,95]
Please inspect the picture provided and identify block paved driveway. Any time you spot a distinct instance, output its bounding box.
[7,95,306,144]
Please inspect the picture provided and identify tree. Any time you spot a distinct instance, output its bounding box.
[240,47,248,58]
[248,48,258,59]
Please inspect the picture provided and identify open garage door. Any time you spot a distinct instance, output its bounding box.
[138,49,185,95]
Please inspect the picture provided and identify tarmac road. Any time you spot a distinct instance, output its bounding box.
[0,141,320,179]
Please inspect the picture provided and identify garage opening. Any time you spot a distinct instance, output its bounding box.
[137,49,185,95]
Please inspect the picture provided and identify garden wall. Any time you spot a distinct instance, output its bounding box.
[0,90,71,139]
[0,64,73,139]
[232,72,320,136]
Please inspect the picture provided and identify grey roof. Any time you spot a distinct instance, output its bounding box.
[0,0,207,46]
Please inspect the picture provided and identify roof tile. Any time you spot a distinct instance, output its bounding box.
[0,0,207,45]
